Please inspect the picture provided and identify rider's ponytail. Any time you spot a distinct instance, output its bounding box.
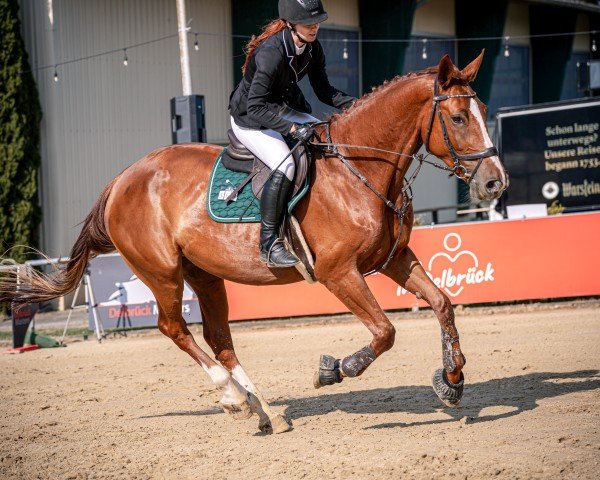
[242,19,287,75]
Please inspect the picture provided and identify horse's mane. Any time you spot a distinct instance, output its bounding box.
[330,66,438,123]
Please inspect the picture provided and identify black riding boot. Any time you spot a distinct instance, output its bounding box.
[259,171,300,267]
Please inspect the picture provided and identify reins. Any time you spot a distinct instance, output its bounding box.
[308,77,499,274]
[310,123,422,275]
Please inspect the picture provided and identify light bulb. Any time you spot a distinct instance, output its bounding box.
[593,38,597,53]
[194,34,199,51]
[123,49,128,66]
[503,37,510,58]
[53,69,58,82]
[421,39,428,60]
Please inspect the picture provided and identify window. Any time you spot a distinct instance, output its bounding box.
[299,27,360,120]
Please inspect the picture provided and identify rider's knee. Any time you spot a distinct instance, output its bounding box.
[279,160,295,180]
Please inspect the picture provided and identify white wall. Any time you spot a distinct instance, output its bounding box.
[19,0,232,257]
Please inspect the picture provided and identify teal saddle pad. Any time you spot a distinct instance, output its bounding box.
[207,150,260,223]
[207,149,310,223]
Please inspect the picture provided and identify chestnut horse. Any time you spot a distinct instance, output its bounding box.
[2,53,506,433]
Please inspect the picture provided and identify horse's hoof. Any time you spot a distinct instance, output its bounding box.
[432,368,464,408]
[313,354,343,389]
[259,414,292,434]
[313,371,324,389]
[221,400,253,420]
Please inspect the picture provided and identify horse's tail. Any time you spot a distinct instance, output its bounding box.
[0,177,118,308]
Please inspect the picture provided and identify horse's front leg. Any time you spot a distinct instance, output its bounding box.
[314,265,396,388]
[383,246,466,407]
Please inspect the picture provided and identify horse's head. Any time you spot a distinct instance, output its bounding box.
[422,51,508,201]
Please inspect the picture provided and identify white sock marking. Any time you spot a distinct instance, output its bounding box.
[202,364,246,405]
[231,365,258,394]
[203,364,230,388]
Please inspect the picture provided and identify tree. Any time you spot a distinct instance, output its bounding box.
[0,0,42,262]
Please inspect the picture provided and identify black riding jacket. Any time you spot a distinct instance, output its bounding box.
[229,28,355,135]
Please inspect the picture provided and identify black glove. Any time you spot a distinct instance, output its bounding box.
[288,124,315,144]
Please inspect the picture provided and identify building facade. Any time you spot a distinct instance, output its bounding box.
[18,0,600,256]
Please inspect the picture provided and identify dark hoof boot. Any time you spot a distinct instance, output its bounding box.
[260,239,300,268]
[313,354,343,389]
[432,368,464,408]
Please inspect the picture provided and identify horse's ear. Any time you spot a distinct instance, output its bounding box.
[461,49,485,83]
[437,54,460,88]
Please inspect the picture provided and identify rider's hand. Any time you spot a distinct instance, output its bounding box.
[288,123,315,143]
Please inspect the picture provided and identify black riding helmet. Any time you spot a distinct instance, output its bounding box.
[278,0,328,25]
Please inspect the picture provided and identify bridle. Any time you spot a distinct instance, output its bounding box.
[307,76,499,274]
[424,77,498,184]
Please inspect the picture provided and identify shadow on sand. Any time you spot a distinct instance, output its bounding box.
[140,370,600,428]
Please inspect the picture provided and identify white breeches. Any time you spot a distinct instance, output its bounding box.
[230,105,318,181]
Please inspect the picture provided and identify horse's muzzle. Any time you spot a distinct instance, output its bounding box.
[471,176,507,202]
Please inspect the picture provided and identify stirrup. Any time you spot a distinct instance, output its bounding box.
[261,239,300,268]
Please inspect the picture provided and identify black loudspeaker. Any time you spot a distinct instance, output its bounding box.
[170,95,206,144]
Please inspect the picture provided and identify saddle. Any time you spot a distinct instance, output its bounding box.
[223,129,316,283]
[223,129,311,202]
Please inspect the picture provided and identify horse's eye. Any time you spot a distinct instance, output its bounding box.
[451,115,465,125]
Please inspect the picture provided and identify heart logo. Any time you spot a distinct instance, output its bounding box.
[427,233,480,297]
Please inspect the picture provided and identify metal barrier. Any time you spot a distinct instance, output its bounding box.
[1,257,106,345]
[414,202,498,225]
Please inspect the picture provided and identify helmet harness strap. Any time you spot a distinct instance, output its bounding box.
[287,23,309,44]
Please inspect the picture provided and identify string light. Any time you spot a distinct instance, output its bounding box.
[28,28,599,84]
[503,36,510,58]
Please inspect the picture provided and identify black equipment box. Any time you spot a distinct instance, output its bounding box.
[170,94,206,144]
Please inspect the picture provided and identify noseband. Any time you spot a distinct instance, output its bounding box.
[424,78,498,184]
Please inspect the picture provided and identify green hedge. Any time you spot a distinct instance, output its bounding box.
[0,0,42,262]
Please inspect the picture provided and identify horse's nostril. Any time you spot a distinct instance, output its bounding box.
[486,179,502,193]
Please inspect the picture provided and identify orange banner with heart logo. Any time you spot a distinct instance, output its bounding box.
[225,212,600,320]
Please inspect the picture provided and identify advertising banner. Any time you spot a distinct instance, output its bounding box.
[87,254,201,329]
[11,303,38,348]
[85,213,599,324]
[223,212,600,320]
[497,99,600,209]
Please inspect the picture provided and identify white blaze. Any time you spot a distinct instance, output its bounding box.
[469,98,506,184]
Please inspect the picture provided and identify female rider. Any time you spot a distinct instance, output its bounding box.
[229,0,356,268]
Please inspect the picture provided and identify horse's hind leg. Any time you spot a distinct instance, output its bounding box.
[383,247,466,407]
[182,260,291,434]
[114,250,247,414]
